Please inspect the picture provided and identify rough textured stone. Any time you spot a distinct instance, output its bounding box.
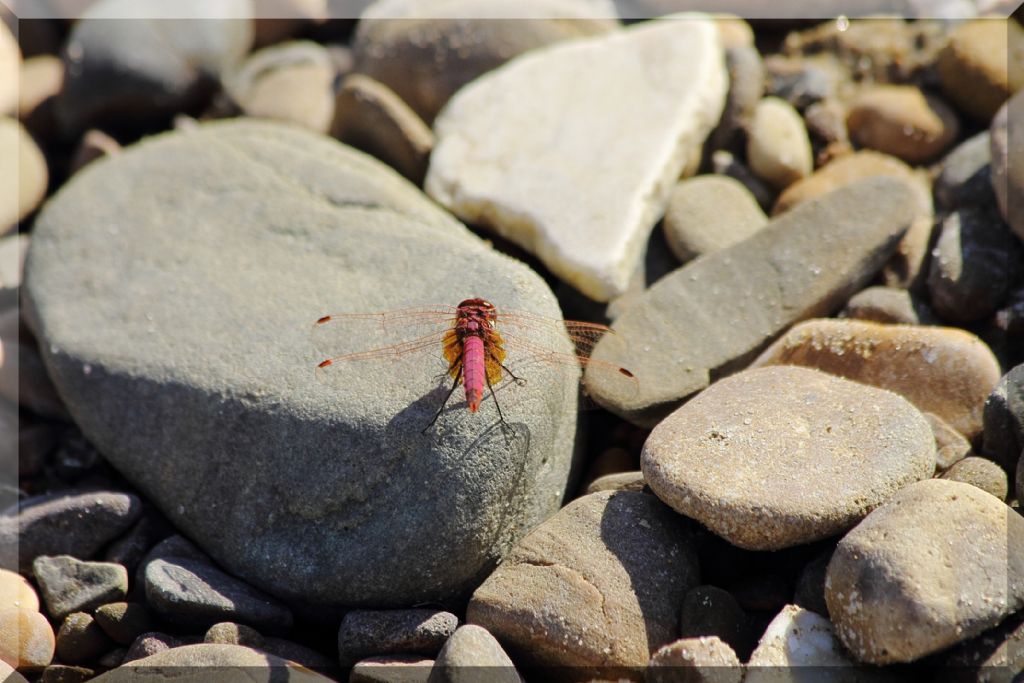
[826,479,1024,664]
[427,625,520,683]
[40,664,93,683]
[55,0,254,134]
[225,40,336,133]
[744,605,889,681]
[468,491,698,676]
[984,365,1024,475]
[939,456,1009,501]
[643,366,935,550]
[938,18,1024,122]
[55,612,112,665]
[426,16,727,302]
[0,568,40,612]
[662,175,767,263]
[746,96,813,190]
[0,117,48,235]
[930,611,1024,680]
[92,643,334,681]
[588,177,918,426]
[927,206,1023,324]
[772,150,934,290]
[332,73,434,185]
[934,131,997,210]
[338,609,458,667]
[122,632,182,663]
[0,491,142,574]
[352,0,618,124]
[991,91,1024,242]
[753,319,1001,441]
[647,636,742,683]
[23,120,585,608]
[0,608,54,671]
[94,603,153,646]
[32,556,128,621]
[842,286,936,326]
[846,85,959,164]
[144,557,293,632]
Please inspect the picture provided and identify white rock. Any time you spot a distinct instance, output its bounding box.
[426,15,727,302]
[0,23,18,117]
[360,0,618,20]
[745,605,894,683]
[747,97,813,190]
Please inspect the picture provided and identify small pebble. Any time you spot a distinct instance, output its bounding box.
[934,130,996,210]
[746,96,813,189]
[123,632,183,663]
[846,84,959,164]
[584,471,646,495]
[350,655,433,683]
[39,664,94,683]
[94,603,153,646]
[428,624,520,683]
[937,18,1024,122]
[55,612,112,666]
[924,412,971,472]
[842,286,936,326]
[662,175,767,263]
[939,456,1009,500]
[331,73,434,185]
[991,91,1024,242]
[647,636,742,683]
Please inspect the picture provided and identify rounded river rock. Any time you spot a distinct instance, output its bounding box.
[23,120,584,608]
[642,366,935,551]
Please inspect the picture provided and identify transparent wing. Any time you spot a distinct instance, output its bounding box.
[311,305,458,387]
[496,314,639,402]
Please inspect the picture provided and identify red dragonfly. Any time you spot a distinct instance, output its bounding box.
[313,298,637,430]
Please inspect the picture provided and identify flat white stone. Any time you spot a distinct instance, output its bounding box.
[426,15,727,302]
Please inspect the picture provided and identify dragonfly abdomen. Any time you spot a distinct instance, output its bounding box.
[463,334,486,412]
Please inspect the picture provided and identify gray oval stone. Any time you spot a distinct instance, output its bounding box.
[23,120,581,608]
[642,366,936,550]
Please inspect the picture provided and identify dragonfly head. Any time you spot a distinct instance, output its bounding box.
[457,298,498,327]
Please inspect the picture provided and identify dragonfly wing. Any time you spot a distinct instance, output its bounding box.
[312,305,457,358]
[314,329,452,388]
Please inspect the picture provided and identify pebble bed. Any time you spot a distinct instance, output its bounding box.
[1,3,1024,682]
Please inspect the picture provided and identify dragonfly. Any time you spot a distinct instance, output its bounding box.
[312,298,637,431]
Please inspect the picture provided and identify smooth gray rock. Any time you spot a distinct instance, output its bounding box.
[841,286,937,326]
[24,120,583,608]
[338,609,458,667]
[32,555,128,620]
[587,177,918,426]
[144,557,293,632]
[984,365,1024,476]
[55,0,253,134]
[0,490,142,573]
[927,206,1023,324]
[934,130,995,210]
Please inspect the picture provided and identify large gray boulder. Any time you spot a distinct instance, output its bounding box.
[23,120,582,608]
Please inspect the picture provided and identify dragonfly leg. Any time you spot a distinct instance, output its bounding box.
[498,360,527,387]
[424,365,462,433]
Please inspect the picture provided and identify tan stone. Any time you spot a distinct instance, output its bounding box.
[938,18,1024,122]
[753,319,1001,441]
[0,608,54,671]
[847,85,959,164]
[0,569,39,612]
